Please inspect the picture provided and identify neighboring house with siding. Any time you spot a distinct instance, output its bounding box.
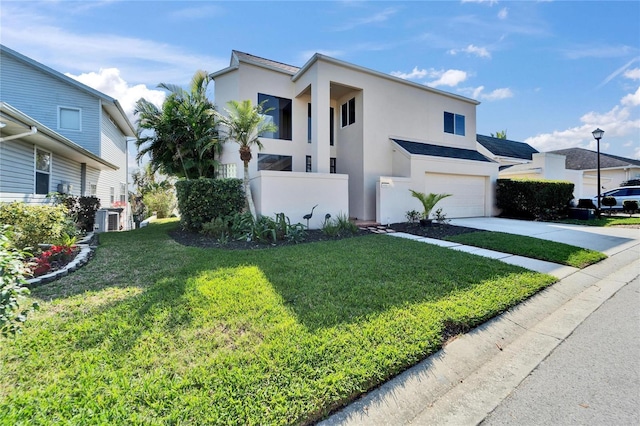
[211,50,498,227]
[0,44,135,230]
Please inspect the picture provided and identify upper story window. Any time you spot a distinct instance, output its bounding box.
[35,148,51,195]
[444,112,465,136]
[258,93,292,140]
[58,106,81,131]
[341,97,355,128]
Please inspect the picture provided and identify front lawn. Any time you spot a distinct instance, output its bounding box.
[557,216,640,227]
[445,231,606,268]
[1,220,556,425]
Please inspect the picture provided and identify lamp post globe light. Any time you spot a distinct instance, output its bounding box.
[592,128,604,218]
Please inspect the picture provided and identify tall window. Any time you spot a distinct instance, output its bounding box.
[119,183,127,204]
[58,107,81,131]
[35,149,51,194]
[89,183,97,197]
[444,112,465,136]
[341,97,355,128]
[110,187,115,204]
[306,155,312,172]
[257,154,292,171]
[330,157,337,174]
[258,93,292,140]
[330,107,335,146]
[308,103,312,143]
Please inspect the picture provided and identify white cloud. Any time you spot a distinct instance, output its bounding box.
[633,146,640,160]
[624,68,640,80]
[448,44,491,58]
[621,87,640,107]
[498,7,508,20]
[66,68,166,125]
[0,4,227,87]
[390,66,430,80]
[525,104,640,153]
[428,70,468,87]
[461,0,499,5]
[461,86,513,101]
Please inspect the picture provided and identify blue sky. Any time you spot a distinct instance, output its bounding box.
[1,0,639,169]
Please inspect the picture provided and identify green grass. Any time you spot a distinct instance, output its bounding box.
[445,232,607,268]
[1,220,557,425]
[556,216,640,227]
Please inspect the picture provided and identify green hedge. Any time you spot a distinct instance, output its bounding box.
[175,178,245,231]
[496,179,574,220]
[0,202,74,251]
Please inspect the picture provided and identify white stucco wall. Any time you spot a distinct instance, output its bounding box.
[252,170,349,229]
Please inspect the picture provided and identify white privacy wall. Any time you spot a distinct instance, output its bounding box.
[253,170,349,229]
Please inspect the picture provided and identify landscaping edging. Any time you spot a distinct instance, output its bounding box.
[25,233,98,288]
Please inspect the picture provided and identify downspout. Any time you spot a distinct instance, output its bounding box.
[0,126,37,142]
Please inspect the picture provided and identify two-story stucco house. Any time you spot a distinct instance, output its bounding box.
[0,44,135,230]
[211,51,498,227]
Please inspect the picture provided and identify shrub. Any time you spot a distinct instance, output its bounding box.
[175,178,244,231]
[143,187,176,219]
[0,225,38,337]
[405,210,420,224]
[201,217,229,239]
[496,179,574,220]
[48,193,100,232]
[623,200,639,216]
[322,213,359,238]
[0,202,72,251]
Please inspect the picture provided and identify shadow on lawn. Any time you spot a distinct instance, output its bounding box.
[28,221,544,351]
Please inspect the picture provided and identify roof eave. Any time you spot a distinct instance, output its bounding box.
[293,53,480,105]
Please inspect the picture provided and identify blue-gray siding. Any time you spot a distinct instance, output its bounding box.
[0,53,102,155]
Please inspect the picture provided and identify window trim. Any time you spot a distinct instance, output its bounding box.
[341,97,356,128]
[257,153,293,172]
[34,147,52,195]
[444,111,465,136]
[58,106,82,131]
[257,93,292,140]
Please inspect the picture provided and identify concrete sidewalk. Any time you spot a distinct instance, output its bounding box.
[320,224,640,426]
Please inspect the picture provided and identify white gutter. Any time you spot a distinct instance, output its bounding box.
[0,125,37,142]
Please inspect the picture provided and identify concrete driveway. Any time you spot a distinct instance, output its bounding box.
[449,217,640,256]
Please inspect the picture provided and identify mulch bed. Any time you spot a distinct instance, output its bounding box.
[169,222,485,250]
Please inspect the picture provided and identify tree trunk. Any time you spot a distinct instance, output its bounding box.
[243,160,257,219]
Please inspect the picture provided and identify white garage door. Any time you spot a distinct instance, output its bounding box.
[424,173,486,218]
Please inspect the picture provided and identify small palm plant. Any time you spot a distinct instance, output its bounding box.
[409,190,451,225]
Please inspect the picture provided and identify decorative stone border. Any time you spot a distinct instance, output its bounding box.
[25,233,98,288]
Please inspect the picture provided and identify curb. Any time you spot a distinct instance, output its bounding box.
[319,240,640,425]
[25,233,98,288]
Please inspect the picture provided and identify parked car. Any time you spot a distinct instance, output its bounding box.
[591,186,640,209]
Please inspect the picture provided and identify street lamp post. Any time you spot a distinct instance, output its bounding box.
[592,128,604,218]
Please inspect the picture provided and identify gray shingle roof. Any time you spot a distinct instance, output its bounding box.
[476,134,538,160]
[232,50,300,74]
[547,147,640,170]
[392,139,492,162]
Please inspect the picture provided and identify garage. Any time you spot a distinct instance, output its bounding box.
[424,173,486,218]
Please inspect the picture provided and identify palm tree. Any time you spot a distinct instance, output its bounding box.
[409,190,451,221]
[215,99,277,219]
[134,70,220,179]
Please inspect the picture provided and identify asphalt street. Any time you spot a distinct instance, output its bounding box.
[481,276,640,426]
